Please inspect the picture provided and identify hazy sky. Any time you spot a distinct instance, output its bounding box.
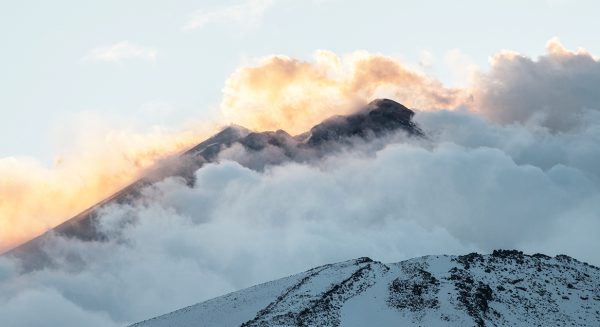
[3,2,600,325]
[2,0,600,161]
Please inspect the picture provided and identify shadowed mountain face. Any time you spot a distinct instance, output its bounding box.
[132,251,600,327]
[5,99,423,271]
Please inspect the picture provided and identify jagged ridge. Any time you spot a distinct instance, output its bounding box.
[132,251,600,327]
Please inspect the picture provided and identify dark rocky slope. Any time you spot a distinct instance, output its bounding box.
[4,99,422,271]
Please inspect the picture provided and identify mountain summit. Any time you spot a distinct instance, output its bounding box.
[132,251,600,327]
[5,99,423,271]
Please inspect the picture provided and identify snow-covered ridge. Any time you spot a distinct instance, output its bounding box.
[132,250,600,326]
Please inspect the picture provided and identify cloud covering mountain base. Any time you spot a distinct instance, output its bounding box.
[1,39,600,326]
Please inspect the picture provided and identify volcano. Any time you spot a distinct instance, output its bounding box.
[5,99,423,271]
[5,99,600,327]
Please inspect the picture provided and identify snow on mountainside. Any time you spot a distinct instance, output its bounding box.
[132,251,600,327]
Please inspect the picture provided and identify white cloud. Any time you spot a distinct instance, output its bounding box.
[472,38,600,131]
[3,106,600,325]
[85,41,158,63]
[183,0,276,30]
[4,38,600,325]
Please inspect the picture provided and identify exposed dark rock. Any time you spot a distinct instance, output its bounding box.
[305,99,423,146]
[4,99,424,272]
[388,263,440,312]
[447,267,495,327]
[455,252,484,270]
[241,260,389,327]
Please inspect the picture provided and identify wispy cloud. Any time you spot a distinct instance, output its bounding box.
[183,0,276,31]
[85,41,158,63]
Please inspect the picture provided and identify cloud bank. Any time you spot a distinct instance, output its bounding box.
[3,110,600,326]
[472,38,600,131]
[2,39,600,326]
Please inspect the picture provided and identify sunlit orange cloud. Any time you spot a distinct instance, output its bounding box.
[1,50,471,252]
[0,127,213,252]
[220,50,469,135]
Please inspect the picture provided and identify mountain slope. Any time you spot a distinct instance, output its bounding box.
[132,251,600,327]
[4,99,422,271]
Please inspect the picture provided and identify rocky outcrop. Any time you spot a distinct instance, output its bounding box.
[133,251,600,327]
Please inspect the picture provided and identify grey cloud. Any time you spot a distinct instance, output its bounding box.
[3,108,600,325]
[472,41,600,131]
[4,40,600,326]
[416,109,600,180]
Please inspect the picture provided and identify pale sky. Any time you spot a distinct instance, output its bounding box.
[3,3,600,325]
[1,0,599,161]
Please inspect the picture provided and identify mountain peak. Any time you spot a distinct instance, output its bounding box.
[4,99,424,270]
[304,98,422,146]
[132,251,600,327]
[367,98,411,112]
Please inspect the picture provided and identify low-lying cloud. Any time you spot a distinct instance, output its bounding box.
[2,39,600,326]
[3,107,600,325]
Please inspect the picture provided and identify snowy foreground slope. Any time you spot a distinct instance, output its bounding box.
[132,250,600,327]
